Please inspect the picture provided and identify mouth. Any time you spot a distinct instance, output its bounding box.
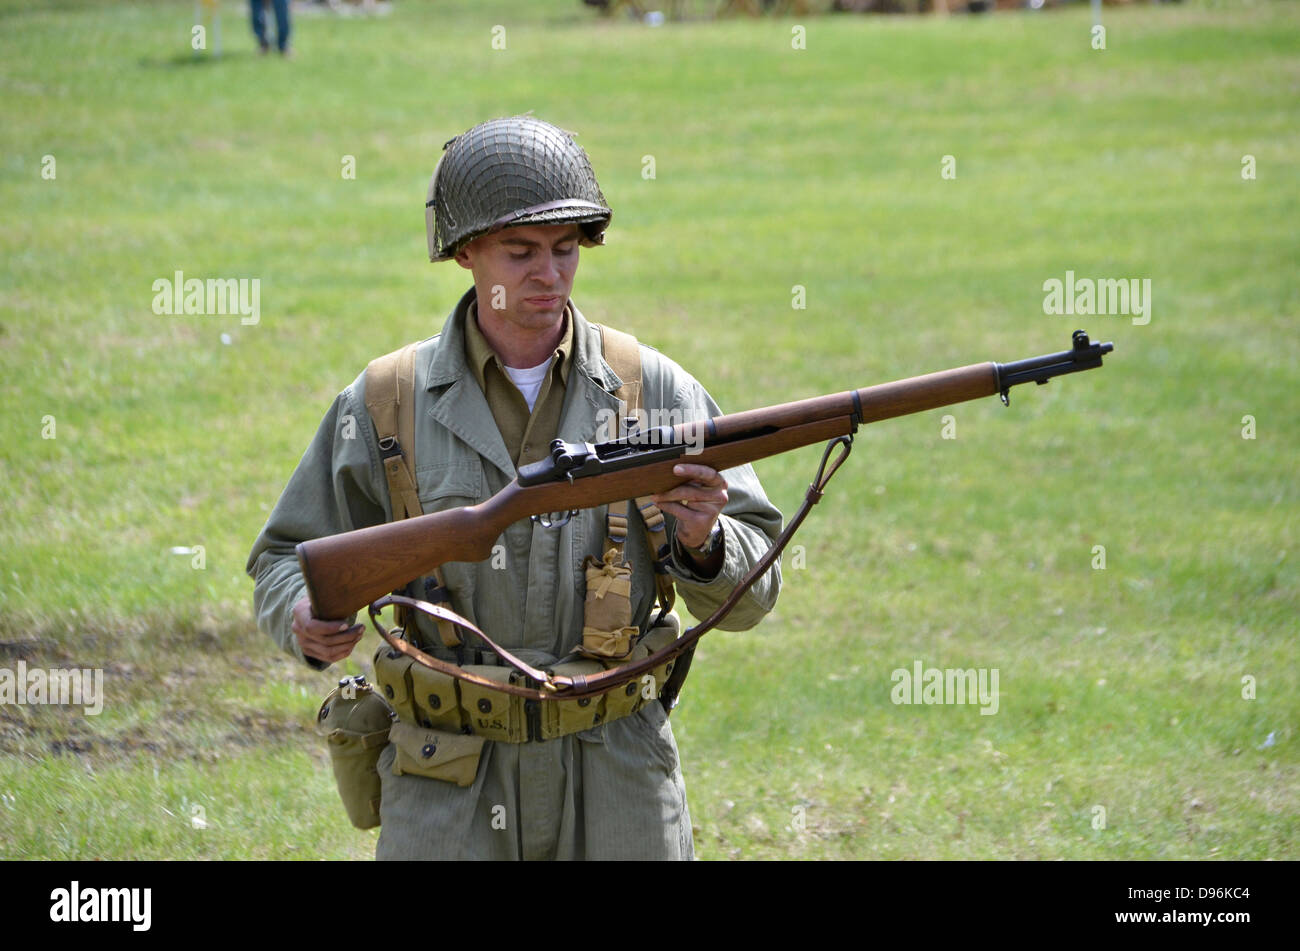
[524,295,562,307]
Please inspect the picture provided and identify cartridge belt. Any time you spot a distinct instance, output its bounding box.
[370,617,681,744]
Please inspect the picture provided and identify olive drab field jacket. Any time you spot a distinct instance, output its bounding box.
[247,288,784,859]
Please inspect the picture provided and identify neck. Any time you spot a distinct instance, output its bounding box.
[474,301,567,369]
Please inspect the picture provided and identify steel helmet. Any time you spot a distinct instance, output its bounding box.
[425,116,612,262]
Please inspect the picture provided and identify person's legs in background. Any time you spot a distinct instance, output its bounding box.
[271,0,291,54]
[250,0,270,53]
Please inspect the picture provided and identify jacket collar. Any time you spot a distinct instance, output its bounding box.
[425,288,624,391]
[423,288,627,480]
[425,287,478,389]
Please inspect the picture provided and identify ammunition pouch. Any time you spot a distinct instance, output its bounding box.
[388,721,485,787]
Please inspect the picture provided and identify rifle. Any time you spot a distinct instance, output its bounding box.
[297,329,1112,698]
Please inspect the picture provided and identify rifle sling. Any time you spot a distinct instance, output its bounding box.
[367,433,854,702]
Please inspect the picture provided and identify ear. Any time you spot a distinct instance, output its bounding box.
[454,237,478,271]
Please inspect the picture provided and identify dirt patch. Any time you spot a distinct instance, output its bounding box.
[0,639,69,662]
[0,609,339,770]
[8,703,313,768]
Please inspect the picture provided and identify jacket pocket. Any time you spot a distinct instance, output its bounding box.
[415,462,483,511]
[620,701,679,777]
[412,462,484,635]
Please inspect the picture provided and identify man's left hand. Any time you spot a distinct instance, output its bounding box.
[650,463,728,549]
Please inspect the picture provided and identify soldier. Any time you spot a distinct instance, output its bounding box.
[247,116,784,859]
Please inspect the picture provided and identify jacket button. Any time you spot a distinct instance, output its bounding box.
[428,694,441,709]
[477,698,492,713]
[384,684,394,699]
[578,697,590,707]
[625,682,637,696]
[421,742,436,758]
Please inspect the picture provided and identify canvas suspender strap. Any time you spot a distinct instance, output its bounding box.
[598,324,641,414]
[364,344,461,651]
[596,326,677,622]
[598,325,687,710]
[368,344,421,520]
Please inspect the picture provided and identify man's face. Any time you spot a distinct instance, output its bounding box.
[455,223,581,332]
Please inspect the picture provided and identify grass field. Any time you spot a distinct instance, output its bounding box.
[0,0,1296,860]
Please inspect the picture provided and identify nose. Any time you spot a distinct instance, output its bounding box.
[533,250,562,286]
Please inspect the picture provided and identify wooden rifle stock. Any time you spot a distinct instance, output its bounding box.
[296,330,1113,620]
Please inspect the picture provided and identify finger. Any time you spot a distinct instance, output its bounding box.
[299,628,364,662]
[304,640,357,665]
[295,625,363,652]
[655,500,704,522]
[294,617,362,639]
[309,624,365,643]
[320,638,362,663]
[311,617,361,634]
[655,499,698,520]
[298,630,363,653]
[670,463,723,485]
[651,480,728,504]
[655,493,728,517]
[649,465,726,505]
[657,504,720,537]
[655,498,728,519]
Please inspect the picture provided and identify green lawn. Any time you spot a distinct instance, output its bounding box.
[0,0,1295,859]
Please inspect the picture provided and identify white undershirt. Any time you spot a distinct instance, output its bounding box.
[502,358,552,412]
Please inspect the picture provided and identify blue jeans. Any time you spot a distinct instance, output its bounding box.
[251,0,291,52]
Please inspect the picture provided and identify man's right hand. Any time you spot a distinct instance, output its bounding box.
[292,595,364,664]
